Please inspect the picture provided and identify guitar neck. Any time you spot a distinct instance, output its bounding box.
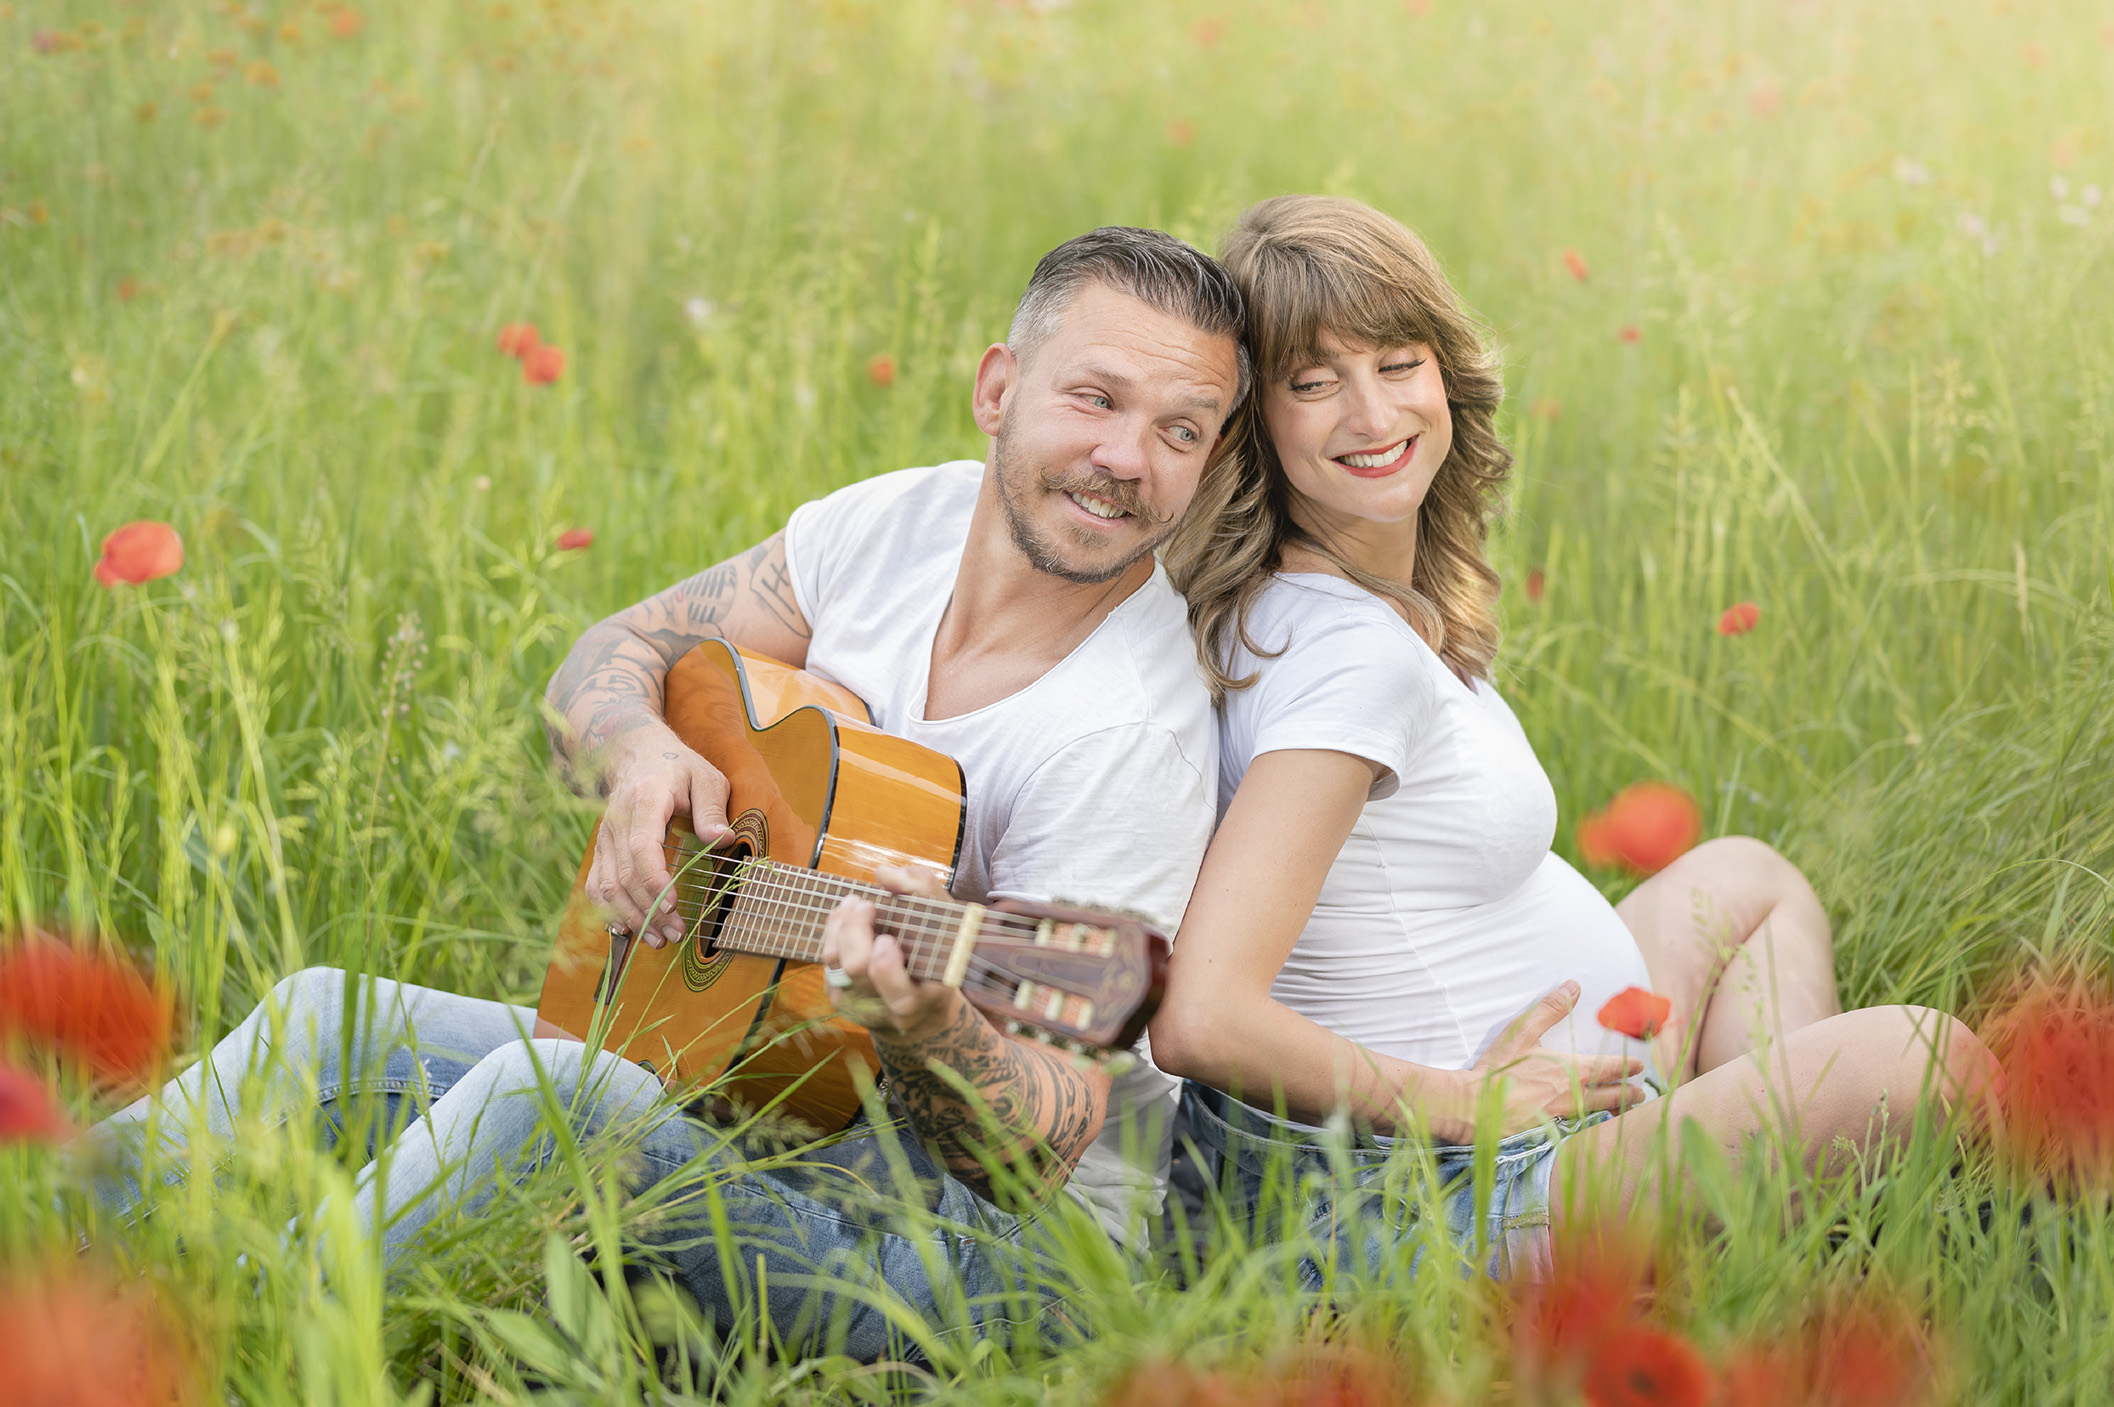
[668,856,976,984]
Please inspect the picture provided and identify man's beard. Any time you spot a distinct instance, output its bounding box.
[992,418,1178,586]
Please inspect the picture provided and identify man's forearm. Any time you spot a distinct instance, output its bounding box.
[543,618,698,789]
[874,999,1105,1201]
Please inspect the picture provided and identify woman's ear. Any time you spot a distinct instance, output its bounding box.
[970,343,1016,437]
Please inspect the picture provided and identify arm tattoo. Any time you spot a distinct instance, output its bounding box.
[871,1000,1104,1202]
[542,535,808,790]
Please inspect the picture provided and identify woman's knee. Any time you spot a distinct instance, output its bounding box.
[1840,1005,1998,1109]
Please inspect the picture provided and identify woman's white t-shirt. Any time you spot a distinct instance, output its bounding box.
[1217,573,1656,1077]
[783,460,1218,1243]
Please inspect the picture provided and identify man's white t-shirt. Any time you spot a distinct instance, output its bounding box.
[782,460,1216,1244]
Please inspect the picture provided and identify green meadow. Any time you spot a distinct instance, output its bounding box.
[4,0,2113,1401]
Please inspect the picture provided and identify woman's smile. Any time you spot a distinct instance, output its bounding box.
[1331,435,1418,477]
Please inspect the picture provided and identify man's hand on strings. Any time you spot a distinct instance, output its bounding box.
[818,863,964,1044]
[587,726,732,948]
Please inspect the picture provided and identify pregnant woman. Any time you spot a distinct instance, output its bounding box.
[1152,195,1998,1276]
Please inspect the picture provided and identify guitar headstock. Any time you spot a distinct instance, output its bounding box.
[956,899,1169,1053]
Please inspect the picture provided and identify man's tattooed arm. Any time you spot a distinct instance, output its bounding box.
[543,532,811,791]
[871,998,1111,1201]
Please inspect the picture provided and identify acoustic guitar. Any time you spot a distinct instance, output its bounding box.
[536,638,1170,1133]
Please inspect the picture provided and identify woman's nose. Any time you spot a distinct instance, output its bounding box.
[1341,378,1396,440]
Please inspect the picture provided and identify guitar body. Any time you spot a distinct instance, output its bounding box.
[537,638,965,1132]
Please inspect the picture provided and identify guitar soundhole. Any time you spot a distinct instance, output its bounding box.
[687,839,752,956]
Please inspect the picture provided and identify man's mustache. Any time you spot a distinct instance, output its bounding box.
[1040,471,1173,527]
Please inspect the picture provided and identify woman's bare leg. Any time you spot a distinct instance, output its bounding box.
[1618,836,1841,1079]
[1548,1005,1999,1230]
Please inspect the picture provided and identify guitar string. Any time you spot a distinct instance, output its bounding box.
[643,885,1104,994]
[656,861,1056,936]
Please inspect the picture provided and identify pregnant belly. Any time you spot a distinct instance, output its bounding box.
[1272,852,1657,1077]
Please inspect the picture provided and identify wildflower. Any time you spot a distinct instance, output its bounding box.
[1583,1325,1712,1407]
[2022,40,2047,69]
[1892,157,1931,187]
[136,101,158,122]
[245,59,279,87]
[1101,1359,1239,1407]
[1526,568,1546,604]
[866,353,897,388]
[0,1263,197,1407]
[496,322,540,358]
[0,934,175,1087]
[522,344,565,385]
[1619,325,1641,343]
[192,107,227,129]
[1577,782,1702,876]
[1717,601,1760,635]
[1748,80,1781,117]
[1166,119,1197,147]
[93,522,184,586]
[331,8,365,39]
[1515,1223,1655,1393]
[1598,986,1673,1041]
[1982,976,2114,1190]
[556,528,594,551]
[1531,398,1563,420]
[1191,18,1225,48]
[0,1064,70,1144]
[116,277,140,302]
[1563,248,1590,281]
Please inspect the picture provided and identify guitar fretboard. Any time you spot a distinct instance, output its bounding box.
[662,854,987,983]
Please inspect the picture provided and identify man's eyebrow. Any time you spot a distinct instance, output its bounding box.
[1072,361,1222,415]
[1074,362,1138,389]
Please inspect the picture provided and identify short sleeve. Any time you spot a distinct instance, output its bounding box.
[982,723,1214,933]
[780,466,934,633]
[1229,604,1428,800]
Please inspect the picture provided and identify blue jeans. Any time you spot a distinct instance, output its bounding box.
[89,968,1062,1361]
[1180,1081,1607,1284]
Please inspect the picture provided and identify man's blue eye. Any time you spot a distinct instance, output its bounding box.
[1175,427,1197,443]
[1090,394,1110,408]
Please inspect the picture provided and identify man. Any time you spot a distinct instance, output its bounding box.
[95,227,1247,1359]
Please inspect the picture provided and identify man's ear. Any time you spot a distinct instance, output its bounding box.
[971,343,1016,437]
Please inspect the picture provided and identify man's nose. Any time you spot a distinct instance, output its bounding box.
[1087,416,1154,479]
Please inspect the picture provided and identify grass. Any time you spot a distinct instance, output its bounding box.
[3,0,2112,1401]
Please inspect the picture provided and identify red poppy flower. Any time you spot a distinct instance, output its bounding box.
[330,8,364,39]
[1515,1225,1653,1371]
[0,1064,70,1144]
[496,322,540,359]
[94,522,184,587]
[1599,986,1674,1041]
[555,528,595,551]
[1191,18,1226,47]
[0,1263,197,1407]
[866,353,897,388]
[1101,1359,1243,1407]
[0,935,175,1088]
[1577,782,1702,876]
[1717,601,1761,636]
[1564,248,1591,281]
[1619,325,1642,343]
[1982,977,2114,1189]
[1525,568,1546,604]
[522,344,565,384]
[1716,1347,1800,1407]
[1814,1307,1929,1406]
[1582,1325,1711,1407]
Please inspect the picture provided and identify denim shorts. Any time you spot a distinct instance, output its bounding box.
[1180,1081,1614,1285]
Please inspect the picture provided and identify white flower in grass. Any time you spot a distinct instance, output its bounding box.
[2084,184,2104,209]
[2050,175,2071,201]
[1893,157,1931,186]
[683,297,716,329]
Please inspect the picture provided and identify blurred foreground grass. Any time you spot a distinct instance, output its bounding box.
[3,0,2112,1402]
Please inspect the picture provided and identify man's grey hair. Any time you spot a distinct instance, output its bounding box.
[1007,226,1252,419]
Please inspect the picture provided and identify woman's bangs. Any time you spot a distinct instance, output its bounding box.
[1255,254,1440,383]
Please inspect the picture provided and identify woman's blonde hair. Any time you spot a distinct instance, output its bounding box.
[1165,195,1512,701]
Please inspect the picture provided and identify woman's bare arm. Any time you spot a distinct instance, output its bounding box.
[1150,749,1641,1142]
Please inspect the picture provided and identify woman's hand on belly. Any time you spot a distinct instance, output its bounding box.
[1457,981,1647,1139]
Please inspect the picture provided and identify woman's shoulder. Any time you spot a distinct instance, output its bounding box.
[1226,573,1429,668]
